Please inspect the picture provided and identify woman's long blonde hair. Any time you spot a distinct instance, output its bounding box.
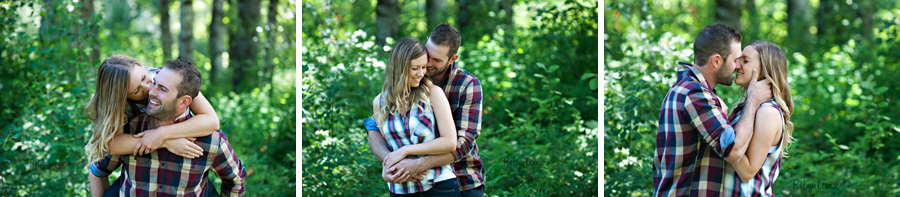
[376,37,432,124]
[84,55,140,166]
[732,40,795,157]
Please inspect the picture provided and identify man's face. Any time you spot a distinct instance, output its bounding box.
[145,68,183,119]
[715,41,743,86]
[425,38,453,79]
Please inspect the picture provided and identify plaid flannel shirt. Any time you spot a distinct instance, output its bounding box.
[90,109,247,196]
[653,62,737,197]
[364,62,485,191]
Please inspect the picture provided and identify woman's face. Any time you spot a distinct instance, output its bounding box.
[125,66,153,101]
[736,45,761,88]
[408,55,428,88]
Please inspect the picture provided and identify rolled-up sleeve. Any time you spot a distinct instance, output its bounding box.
[90,154,122,177]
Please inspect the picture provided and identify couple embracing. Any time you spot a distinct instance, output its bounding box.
[653,23,795,197]
[85,56,246,196]
[363,24,486,197]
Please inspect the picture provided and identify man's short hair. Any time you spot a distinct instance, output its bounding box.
[163,59,202,99]
[428,23,461,57]
[693,23,742,66]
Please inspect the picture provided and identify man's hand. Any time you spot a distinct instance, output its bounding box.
[391,157,427,182]
[746,69,773,104]
[133,128,170,156]
[162,138,203,159]
[382,157,429,183]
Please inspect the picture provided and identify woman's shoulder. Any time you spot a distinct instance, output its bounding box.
[372,93,382,111]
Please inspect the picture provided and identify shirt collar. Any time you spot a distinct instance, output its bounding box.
[677,62,715,93]
[436,62,458,87]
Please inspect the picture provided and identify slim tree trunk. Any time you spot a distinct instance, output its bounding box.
[179,0,194,61]
[426,0,446,31]
[210,0,224,83]
[79,0,100,63]
[231,0,261,92]
[375,0,400,47]
[161,0,173,60]
[715,0,742,31]
[265,0,278,88]
[457,0,469,33]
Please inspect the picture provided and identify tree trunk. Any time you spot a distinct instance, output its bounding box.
[787,0,811,43]
[426,0,446,31]
[715,0,742,31]
[375,0,400,47]
[209,0,224,83]
[265,0,278,89]
[179,0,194,61]
[104,0,132,30]
[457,0,469,33]
[231,0,261,92]
[79,0,100,63]
[40,0,59,43]
[161,0,173,60]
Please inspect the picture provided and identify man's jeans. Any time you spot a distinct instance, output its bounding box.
[460,185,484,197]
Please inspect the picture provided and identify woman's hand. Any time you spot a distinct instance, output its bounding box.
[133,128,170,156]
[382,147,408,169]
[162,138,204,159]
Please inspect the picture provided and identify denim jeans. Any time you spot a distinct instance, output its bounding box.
[460,185,484,197]
[390,178,461,197]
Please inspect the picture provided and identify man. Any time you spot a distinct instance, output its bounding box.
[653,23,772,196]
[89,59,246,197]
[364,23,485,197]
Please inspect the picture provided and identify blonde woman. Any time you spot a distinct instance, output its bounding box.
[85,55,220,168]
[723,40,795,196]
[371,37,460,197]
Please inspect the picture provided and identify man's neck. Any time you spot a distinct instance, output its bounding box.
[697,66,717,91]
[150,109,187,129]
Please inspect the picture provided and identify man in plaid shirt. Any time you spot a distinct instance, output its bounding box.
[653,23,772,196]
[89,59,246,196]
[365,23,485,197]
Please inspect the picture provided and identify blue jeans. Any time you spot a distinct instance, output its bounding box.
[390,178,461,197]
[460,185,484,197]
[104,176,219,197]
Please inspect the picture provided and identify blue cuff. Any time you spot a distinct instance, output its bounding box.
[90,162,110,177]
[719,127,735,150]
[364,118,380,132]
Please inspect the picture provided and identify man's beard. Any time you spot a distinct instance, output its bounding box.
[429,61,450,81]
[146,97,177,120]
[715,65,733,86]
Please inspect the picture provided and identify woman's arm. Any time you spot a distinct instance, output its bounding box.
[133,91,220,153]
[108,126,203,158]
[730,106,783,182]
[383,86,457,167]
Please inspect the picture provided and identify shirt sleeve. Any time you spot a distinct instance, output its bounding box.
[364,118,379,132]
[89,154,123,177]
[684,87,735,158]
[211,132,246,196]
[450,79,483,162]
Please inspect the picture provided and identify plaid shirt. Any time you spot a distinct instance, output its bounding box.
[364,62,485,191]
[378,97,455,194]
[90,109,247,196]
[653,62,737,197]
[433,62,484,191]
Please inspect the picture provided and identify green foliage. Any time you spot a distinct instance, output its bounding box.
[605,0,900,196]
[0,0,296,195]
[302,0,598,196]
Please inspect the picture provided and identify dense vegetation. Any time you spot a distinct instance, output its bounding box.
[301,0,599,196]
[605,0,900,196]
[0,0,295,195]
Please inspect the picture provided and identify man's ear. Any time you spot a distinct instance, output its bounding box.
[178,96,193,109]
[707,54,721,69]
[448,54,459,65]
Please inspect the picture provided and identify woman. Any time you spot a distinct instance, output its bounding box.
[723,40,796,196]
[372,37,460,197]
[84,55,221,166]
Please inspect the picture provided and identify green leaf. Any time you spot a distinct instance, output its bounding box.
[875,87,888,95]
[548,65,559,73]
[581,73,596,80]
[590,78,598,90]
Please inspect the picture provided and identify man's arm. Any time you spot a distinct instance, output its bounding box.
[364,119,390,162]
[89,173,109,197]
[211,133,247,196]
